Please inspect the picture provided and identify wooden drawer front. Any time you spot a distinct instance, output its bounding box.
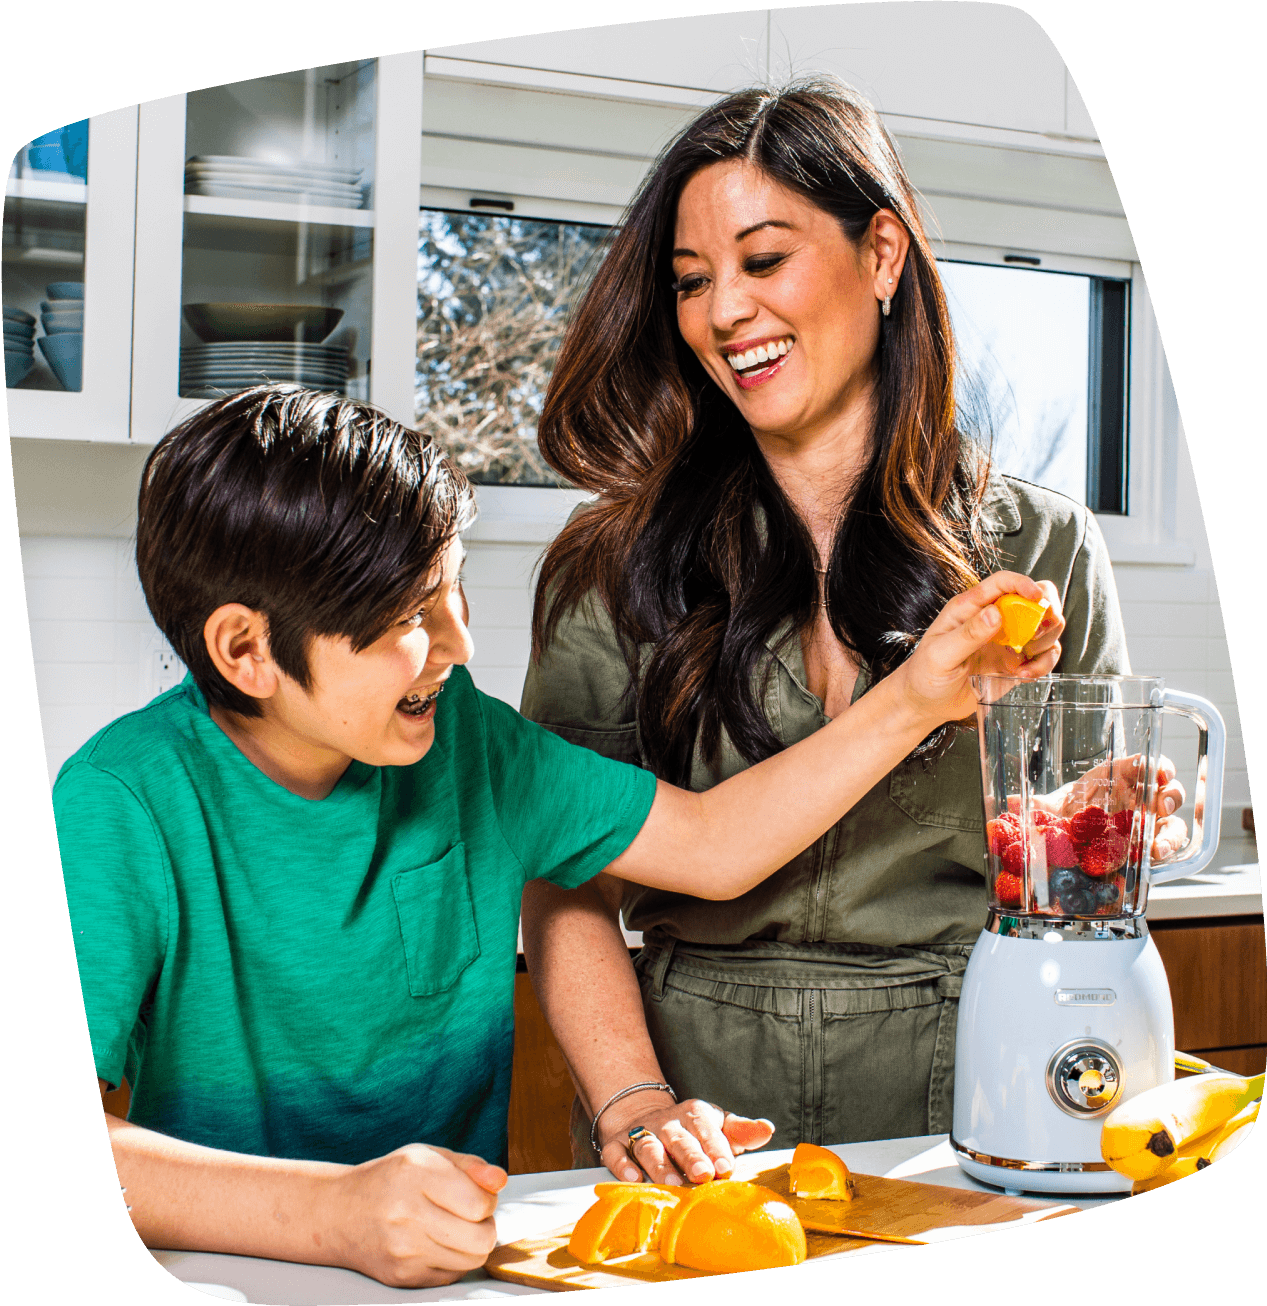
[1151,921,1267,1051]
[508,970,576,1175]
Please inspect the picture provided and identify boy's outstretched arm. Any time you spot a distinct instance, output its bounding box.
[102,1083,506,1288]
[609,572,1060,898]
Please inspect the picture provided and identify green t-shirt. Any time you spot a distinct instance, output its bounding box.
[53,666,656,1168]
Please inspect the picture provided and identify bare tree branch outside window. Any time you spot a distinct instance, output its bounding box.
[415,210,610,486]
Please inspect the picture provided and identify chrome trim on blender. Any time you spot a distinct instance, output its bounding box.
[949,1136,1118,1173]
[985,911,1150,942]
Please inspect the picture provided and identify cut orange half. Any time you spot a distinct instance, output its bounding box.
[660,1180,807,1274]
[991,594,1049,651]
[788,1142,855,1200]
[568,1183,683,1264]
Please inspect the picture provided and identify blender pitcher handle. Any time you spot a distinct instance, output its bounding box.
[1150,689,1226,884]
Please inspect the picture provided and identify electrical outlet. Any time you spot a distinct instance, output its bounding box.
[141,633,186,706]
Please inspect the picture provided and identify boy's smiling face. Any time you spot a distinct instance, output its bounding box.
[207,535,474,798]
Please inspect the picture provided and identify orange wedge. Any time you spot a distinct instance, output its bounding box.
[991,594,1049,651]
[660,1180,807,1274]
[568,1183,682,1264]
[788,1142,855,1200]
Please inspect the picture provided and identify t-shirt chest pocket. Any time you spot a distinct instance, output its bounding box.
[391,844,481,997]
[888,729,985,834]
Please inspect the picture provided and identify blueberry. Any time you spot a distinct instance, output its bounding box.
[1050,868,1078,898]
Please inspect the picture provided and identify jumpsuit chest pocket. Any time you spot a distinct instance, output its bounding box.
[391,844,481,997]
[888,728,985,834]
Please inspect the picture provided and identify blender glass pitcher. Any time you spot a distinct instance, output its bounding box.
[972,675,1225,920]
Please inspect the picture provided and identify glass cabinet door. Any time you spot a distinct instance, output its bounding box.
[177,62,376,403]
[3,108,137,440]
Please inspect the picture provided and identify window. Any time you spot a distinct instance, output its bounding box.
[941,259,1130,513]
[415,208,608,486]
[415,208,1131,512]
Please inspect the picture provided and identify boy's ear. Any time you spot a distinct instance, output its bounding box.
[203,604,279,701]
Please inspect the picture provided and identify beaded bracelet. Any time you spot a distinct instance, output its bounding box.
[589,1080,677,1156]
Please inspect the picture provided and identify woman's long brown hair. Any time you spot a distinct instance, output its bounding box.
[532,77,995,785]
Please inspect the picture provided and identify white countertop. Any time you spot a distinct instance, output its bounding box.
[149,1135,1118,1304]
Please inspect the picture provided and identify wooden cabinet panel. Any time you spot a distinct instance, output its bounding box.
[1152,920,1267,1052]
[507,970,576,1175]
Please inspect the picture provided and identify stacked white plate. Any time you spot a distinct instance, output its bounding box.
[184,155,365,209]
[180,341,350,399]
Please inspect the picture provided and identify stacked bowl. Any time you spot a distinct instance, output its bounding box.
[4,307,37,387]
[179,303,350,399]
[37,280,84,390]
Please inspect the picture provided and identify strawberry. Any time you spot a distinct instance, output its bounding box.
[987,818,1019,858]
[1069,805,1110,847]
[1002,842,1027,878]
[1044,824,1079,868]
[1112,809,1135,838]
[995,871,1023,907]
[1079,830,1128,878]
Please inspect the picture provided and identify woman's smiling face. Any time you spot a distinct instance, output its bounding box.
[671,159,900,447]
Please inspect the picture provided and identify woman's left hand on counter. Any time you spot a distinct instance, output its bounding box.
[596,1095,774,1185]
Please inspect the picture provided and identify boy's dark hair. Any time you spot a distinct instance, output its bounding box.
[137,385,477,717]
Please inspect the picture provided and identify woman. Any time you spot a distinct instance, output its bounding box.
[518,77,1186,1186]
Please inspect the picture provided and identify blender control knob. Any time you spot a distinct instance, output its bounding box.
[1046,1039,1123,1116]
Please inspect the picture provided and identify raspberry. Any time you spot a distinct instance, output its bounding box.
[1069,805,1110,847]
[1002,842,1027,878]
[995,871,1023,907]
[1079,830,1128,878]
[1032,811,1057,828]
[1112,809,1135,838]
[1044,825,1078,868]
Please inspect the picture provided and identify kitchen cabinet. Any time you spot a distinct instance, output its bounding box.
[4,53,422,445]
[1152,916,1267,1077]
[4,108,137,440]
[509,968,576,1174]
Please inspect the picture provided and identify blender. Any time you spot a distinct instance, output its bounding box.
[951,675,1225,1194]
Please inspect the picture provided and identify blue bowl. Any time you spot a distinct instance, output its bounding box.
[3,305,36,325]
[46,281,84,300]
[38,331,82,390]
[60,121,89,181]
[42,311,83,332]
[5,350,35,387]
[41,300,83,315]
[26,144,69,173]
[4,323,35,341]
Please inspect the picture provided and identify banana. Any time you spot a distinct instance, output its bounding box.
[1131,1155,1206,1194]
[1174,1050,1221,1075]
[1206,1101,1260,1163]
[1100,1071,1265,1181]
[1128,1101,1260,1194]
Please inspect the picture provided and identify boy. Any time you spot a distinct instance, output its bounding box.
[54,385,1056,1287]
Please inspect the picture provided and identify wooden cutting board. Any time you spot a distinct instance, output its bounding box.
[485,1159,1075,1291]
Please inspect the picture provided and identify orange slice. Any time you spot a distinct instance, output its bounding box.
[788,1142,855,1200]
[660,1180,807,1274]
[991,594,1049,651]
[568,1183,682,1264]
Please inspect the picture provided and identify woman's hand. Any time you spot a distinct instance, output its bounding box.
[892,571,1064,730]
[595,1093,774,1186]
[323,1143,506,1288]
